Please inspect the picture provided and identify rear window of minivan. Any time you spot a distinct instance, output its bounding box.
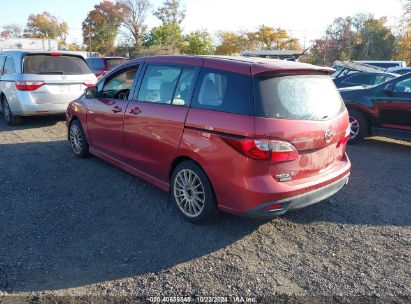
[23,55,91,75]
[255,75,345,121]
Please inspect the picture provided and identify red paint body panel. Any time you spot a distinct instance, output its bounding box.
[123,101,189,181]
[86,97,130,160]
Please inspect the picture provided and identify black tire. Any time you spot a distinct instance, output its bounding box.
[171,161,217,223]
[1,97,22,125]
[69,119,89,158]
[348,109,368,145]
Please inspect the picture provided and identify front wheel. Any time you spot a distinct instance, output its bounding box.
[69,119,89,158]
[171,161,217,223]
[348,109,368,144]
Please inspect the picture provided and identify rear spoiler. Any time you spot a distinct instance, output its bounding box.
[252,67,335,77]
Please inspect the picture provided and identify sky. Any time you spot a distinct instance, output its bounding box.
[0,0,404,46]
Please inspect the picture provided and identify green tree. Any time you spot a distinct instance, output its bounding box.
[180,30,214,55]
[306,14,395,65]
[354,17,396,60]
[153,0,185,25]
[143,23,183,53]
[24,12,68,41]
[118,0,151,51]
[82,0,126,54]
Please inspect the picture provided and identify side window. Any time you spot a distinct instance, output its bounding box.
[192,68,254,115]
[375,75,392,85]
[100,66,138,99]
[137,65,181,104]
[172,68,196,106]
[3,57,16,75]
[394,77,411,93]
[0,56,6,74]
[343,73,373,85]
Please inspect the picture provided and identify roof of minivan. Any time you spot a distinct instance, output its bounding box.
[128,55,334,76]
[0,50,86,60]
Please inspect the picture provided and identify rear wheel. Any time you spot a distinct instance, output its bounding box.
[348,109,368,144]
[171,161,217,223]
[1,97,21,125]
[69,119,89,158]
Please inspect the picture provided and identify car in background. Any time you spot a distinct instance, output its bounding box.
[386,67,411,75]
[66,55,351,223]
[85,57,127,79]
[333,71,398,88]
[355,60,407,69]
[339,73,411,144]
[0,50,97,125]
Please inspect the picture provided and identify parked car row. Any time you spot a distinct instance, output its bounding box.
[340,73,411,144]
[330,60,411,144]
[2,53,409,223]
[85,56,127,79]
[66,56,351,222]
[0,50,127,125]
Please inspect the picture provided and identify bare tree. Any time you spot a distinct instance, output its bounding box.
[1,24,23,39]
[119,0,151,50]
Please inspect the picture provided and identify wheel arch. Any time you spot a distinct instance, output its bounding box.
[168,154,218,202]
[345,104,372,134]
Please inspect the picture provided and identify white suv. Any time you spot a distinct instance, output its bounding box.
[0,50,97,125]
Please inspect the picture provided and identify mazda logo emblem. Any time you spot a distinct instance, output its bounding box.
[324,129,334,143]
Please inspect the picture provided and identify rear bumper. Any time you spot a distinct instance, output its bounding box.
[244,173,349,218]
[10,92,74,116]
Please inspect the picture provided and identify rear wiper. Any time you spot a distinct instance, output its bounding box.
[38,71,64,74]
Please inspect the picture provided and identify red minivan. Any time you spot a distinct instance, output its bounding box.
[66,56,351,223]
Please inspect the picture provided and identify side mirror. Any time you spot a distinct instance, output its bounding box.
[383,83,394,96]
[85,86,97,99]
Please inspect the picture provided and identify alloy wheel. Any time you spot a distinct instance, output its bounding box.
[349,116,360,139]
[70,123,83,155]
[2,100,11,122]
[173,169,205,217]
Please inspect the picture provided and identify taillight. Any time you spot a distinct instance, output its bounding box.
[82,81,96,87]
[15,81,45,91]
[337,125,351,148]
[221,137,298,162]
[97,70,109,78]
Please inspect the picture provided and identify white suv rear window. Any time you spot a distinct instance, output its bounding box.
[23,55,91,75]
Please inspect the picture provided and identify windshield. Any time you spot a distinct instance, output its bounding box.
[255,75,345,121]
[23,55,91,75]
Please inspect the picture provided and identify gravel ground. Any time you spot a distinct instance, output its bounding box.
[0,116,410,303]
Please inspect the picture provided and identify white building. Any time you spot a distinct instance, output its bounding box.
[0,38,58,51]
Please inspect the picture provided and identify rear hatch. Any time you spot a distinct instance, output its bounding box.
[254,74,349,182]
[19,53,97,104]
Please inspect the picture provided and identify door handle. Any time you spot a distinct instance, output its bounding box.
[112,106,122,113]
[129,107,142,115]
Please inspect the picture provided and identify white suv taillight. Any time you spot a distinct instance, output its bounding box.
[82,81,96,87]
[15,81,45,91]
